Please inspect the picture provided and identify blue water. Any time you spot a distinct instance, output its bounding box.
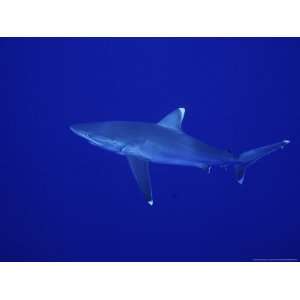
[1,38,299,261]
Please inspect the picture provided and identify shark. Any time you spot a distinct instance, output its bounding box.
[70,108,290,206]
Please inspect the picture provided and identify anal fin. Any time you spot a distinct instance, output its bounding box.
[235,164,247,184]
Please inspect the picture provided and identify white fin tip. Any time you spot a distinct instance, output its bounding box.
[283,140,291,144]
[178,107,185,119]
[148,200,154,206]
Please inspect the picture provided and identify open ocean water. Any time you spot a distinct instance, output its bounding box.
[0,38,299,261]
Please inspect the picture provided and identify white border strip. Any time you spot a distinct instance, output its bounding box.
[0,263,299,300]
[0,0,300,36]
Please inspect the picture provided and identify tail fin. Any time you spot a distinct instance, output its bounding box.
[234,140,290,184]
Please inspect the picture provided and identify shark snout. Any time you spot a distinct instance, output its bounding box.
[70,124,89,138]
[70,124,80,134]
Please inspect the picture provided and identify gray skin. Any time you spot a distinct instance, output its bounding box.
[70,108,290,205]
[70,121,236,169]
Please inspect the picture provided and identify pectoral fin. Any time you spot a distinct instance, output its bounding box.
[127,156,153,206]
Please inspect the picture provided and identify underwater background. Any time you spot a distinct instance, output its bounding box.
[0,38,299,261]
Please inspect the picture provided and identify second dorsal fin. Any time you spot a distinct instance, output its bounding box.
[158,107,185,131]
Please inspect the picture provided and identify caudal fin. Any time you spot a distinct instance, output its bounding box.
[234,140,290,184]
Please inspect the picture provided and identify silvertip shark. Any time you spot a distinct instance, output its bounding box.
[70,108,290,206]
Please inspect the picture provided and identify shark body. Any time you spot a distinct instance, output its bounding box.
[70,108,290,205]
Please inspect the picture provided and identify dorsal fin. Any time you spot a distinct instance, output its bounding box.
[158,108,185,130]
